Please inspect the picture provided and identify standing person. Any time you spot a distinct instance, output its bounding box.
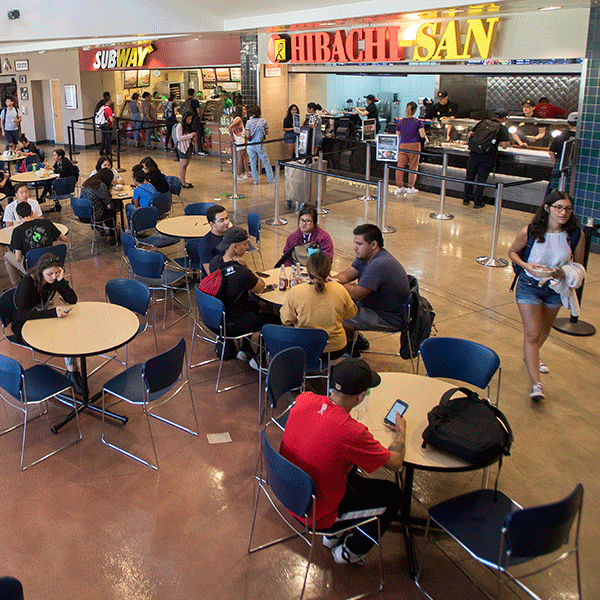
[129,93,143,148]
[198,204,230,276]
[351,94,380,133]
[81,168,116,243]
[162,93,178,152]
[141,92,157,150]
[395,101,428,195]
[508,191,584,402]
[280,358,405,564]
[306,102,323,150]
[183,88,207,156]
[245,106,274,185]
[96,98,114,157]
[1,97,22,149]
[546,112,578,196]
[175,111,197,189]
[282,104,299,159]
[534,97,566,119]
[228,105,249,180]
[139,156,170,193]
[4,201,68,285]
[3,183,43,227]
[432,91,459,141]
[462,108,510,209]
[12,252,84,394]
[94,92,111,115]
[512,100,547,147]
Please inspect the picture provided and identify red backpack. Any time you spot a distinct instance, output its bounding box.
[198,269,223,297]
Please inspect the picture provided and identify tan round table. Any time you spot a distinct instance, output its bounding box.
[0,192,5,201]
[22,301,139,430]
[0,154,22,175]
[156,215,208,239]
[0,222,68,246]
[255,267,337,306]
[10,171,59,201]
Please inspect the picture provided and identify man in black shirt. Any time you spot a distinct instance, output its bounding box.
[198,204,229,277]
[463,108,511,209]
[4,201,67,284]
[433,91,459,141]
[352,94,380,134]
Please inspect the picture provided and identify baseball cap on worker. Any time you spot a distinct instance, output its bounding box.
[216,226,248,251]
[495,108,508,119]
[364,94,378,102]
[437,91,448,99]
[330,358,381,395]
[567,112,578,123]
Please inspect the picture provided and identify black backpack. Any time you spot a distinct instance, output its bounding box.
[400,285,436,360]
[468,119,502,154]
[422,387,513,467]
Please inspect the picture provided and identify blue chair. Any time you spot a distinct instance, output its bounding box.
[131,206,178,250]
[248,430,384,600]
[119,232,136,276]
[172,238,203,279]
[262,346,306,428]
[101,338,198,471]
[46,176,77,211]
[189,287,253,394]
[184,202,215,216]
[70,196,116,254]
[0,288,36,364]
[151,191,172,220]
[417,337,501,405]
[24,243,68,271]
[127,246,190,329]
[0,354,82,470]
[247,212,264,270]
[165,175,183,209]
[105,279,158,365]
[416,485,583,600]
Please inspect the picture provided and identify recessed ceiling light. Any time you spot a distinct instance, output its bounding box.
[539,5,562,10]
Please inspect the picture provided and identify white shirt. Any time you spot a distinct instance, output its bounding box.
[528,231,572,280]
[1,107,20,131]
[3,199,43,224]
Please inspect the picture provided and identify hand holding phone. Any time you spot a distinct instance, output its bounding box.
[384,399,408,427]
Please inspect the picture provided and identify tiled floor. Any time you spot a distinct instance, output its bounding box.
[0,143,597,600]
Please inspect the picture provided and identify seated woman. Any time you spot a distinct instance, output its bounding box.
[12,252,84,394]
[90,155,123,186]
[280,252,357,361]
[81,168,117,243]
[126,164,158,227]
[140,156,170,193]
[280,206,334,267]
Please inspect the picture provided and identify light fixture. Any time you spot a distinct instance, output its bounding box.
[539,6,562,10]
[551,129,562,137]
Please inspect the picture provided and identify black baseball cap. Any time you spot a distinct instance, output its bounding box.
[330,358,381,395]
[364,94,378,102]
[495,108,508,118]
[437,91,448,98]
[522,99,535,107]
[216,226,248,251]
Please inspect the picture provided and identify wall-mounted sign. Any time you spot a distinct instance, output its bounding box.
[64,84,77,109]
[264,65,281,77]
[376,134,399,162]
[267,18,500,64]
[15,59,29,71]
[92,44,155,70]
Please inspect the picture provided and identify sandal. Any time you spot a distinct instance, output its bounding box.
[182,183,194,188]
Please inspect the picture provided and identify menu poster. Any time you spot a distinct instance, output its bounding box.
[137,70,150,88]
[201,68,216,82]
[216,67,230,82]
[123,70,138,88]
[376,134,399,162]
[362,119,376,141]
[230,67,241,82]
[292,113,301,134]
[297,127,312,156]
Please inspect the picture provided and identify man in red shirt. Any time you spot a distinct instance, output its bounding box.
[534,96,566,119]
[97,98,114,157]
[280,358,406,564]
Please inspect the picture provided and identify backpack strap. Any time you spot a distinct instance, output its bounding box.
[510,233,535,291]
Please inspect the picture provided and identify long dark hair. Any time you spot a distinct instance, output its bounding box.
[181,111,195,134]
[82,168,113,190]
[306,252,331,293]
[140,157,160,173]
[307,102,322,112]
[95,155,113,172]
[29,252,62,294]
[529,190,579,243]
[286,104,299,118]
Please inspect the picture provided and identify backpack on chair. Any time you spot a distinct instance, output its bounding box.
[198,269,223,298]
[400,279,436,360]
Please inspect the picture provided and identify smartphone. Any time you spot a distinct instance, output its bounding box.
[118,193,127,197]
[256,272,269,278]
[63,308,72,314]
[384,399,408,427]
[265,283,277,291]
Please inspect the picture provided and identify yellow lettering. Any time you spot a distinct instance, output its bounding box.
[431,20,462,60]
[117,48,130,68]
[137,44,155,66]
[463,17,499,59]
[412,23,439,61]
[127,50,138,67]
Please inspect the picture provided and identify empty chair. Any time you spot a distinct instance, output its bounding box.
[418,337,501,405]
[46,175,77,210]
[0,354,82,470]
[0,288,36,363]
[165,175,182,208]
[101,338,198,471]
[416,484,584,600]
[248,430,384,600]
[119,232,136,276]
[247,212,264,270]
[172,238,203,277]
[131,206,178,250]
[184,202,215,216]
[70,196,116,254]
[151,191,172,220]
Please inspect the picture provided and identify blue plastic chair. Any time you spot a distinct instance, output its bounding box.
[70,195,115,254]
[0,288,36,364]
[172,238,203,278]
[247,212,264,270]
[165,175,183,209]
[127,246,190,330]
[119,232,136,276]
[0,354,82,470]
[189,287,253,393]
[416,485,583,600]
[184,202,215,216]
[101,338,198,471]
[24,243,68,271]
[47,176,77,209]
[418,337,501,405]
[151,191,172,220]
[131,206,178,249]
[248,430,384,600]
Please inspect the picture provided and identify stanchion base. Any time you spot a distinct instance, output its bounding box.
[265,218,288,226]
[553,318,596,337]
[226,193,247,200]
[316,208,330,215]
[358,195,376,202]
[71,150,80,155]
[430,212,454,220]
[117,168,126,173]
[477,256,509,268]
[382,226,397,234]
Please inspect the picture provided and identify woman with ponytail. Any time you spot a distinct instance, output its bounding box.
[280,252,357,360]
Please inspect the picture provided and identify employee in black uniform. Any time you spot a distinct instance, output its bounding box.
[512,100,547,147]
[351,94,380,133]
[433,91,459,141]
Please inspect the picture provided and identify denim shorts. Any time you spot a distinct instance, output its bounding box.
[284,131,297,144]
[515,273,562,307]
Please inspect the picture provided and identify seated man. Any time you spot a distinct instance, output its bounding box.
[199,204,230,277]
[3,183,43,227]
[280,358,405,564]
[209,226,279,361]
[4,201,68,285]
[335,224,410,350]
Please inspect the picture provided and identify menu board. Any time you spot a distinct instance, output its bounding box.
[123,70,138,88]
[216,67,230,82]
[137,70,150,88]
[230,67,241,82]
[201,68,216,82]
[362,119,376,141]
[376,134,399,162]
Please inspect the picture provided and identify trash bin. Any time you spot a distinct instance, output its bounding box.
[284,158,327,210]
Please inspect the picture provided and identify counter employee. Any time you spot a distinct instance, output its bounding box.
[433,91,459,141]
[512,100,547,147]
[351,95,380,134]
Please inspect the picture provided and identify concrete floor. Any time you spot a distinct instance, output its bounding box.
[0,142,597,600]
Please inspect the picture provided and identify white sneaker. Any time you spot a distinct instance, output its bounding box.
[322,532,345,549]
[395,187,406,195]
[530,383,545,402]
[332,541,367,565]
[236,175,246,181]
[539,361,549,374]
[406,187,419,194]
[237,350,250,363]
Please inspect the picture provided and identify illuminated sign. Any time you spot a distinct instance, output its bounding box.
[92,44,155,70]
[267,18,499,64]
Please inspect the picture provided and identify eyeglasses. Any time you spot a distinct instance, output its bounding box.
[41,256,61,268]
[299,219,314,225]
[551,204,573,213]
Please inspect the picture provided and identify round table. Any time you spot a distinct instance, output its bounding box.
[0,222,68,246]
[156,215,208,239]
[255,267,335,306]
[0,155,22,175]
[111,189,132,230]
[22,301,139,431]
[0,192,5,201]
[10,171,58,201]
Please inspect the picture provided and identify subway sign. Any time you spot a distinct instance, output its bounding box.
[92,44,155,70]
[267,18,499,64]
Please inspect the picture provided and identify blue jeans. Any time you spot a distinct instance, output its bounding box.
[247,144,273,183]
[100,125,111,156]
[132,114,142,144]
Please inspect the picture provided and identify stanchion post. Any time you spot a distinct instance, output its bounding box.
[477,183,509,267]
[376,180,383,229]
[380,163,397,234]
[316,149,329,215]
[358,142,375,201]
[226,141,245,200]
[430,151,454,220]
[115,118,125,173]
[68,122,74,163]
[265,160,288,226]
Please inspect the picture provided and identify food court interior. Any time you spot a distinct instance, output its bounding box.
[1,1,599,600]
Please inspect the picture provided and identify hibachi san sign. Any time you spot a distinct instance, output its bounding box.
[267,18,499,64]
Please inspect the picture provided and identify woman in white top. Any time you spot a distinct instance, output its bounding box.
[508,191,584,402]
[90,155,123,186]
[176,111,197,188]
[228,105,249,180]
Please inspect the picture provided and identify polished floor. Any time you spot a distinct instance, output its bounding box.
[0,142,597,600]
